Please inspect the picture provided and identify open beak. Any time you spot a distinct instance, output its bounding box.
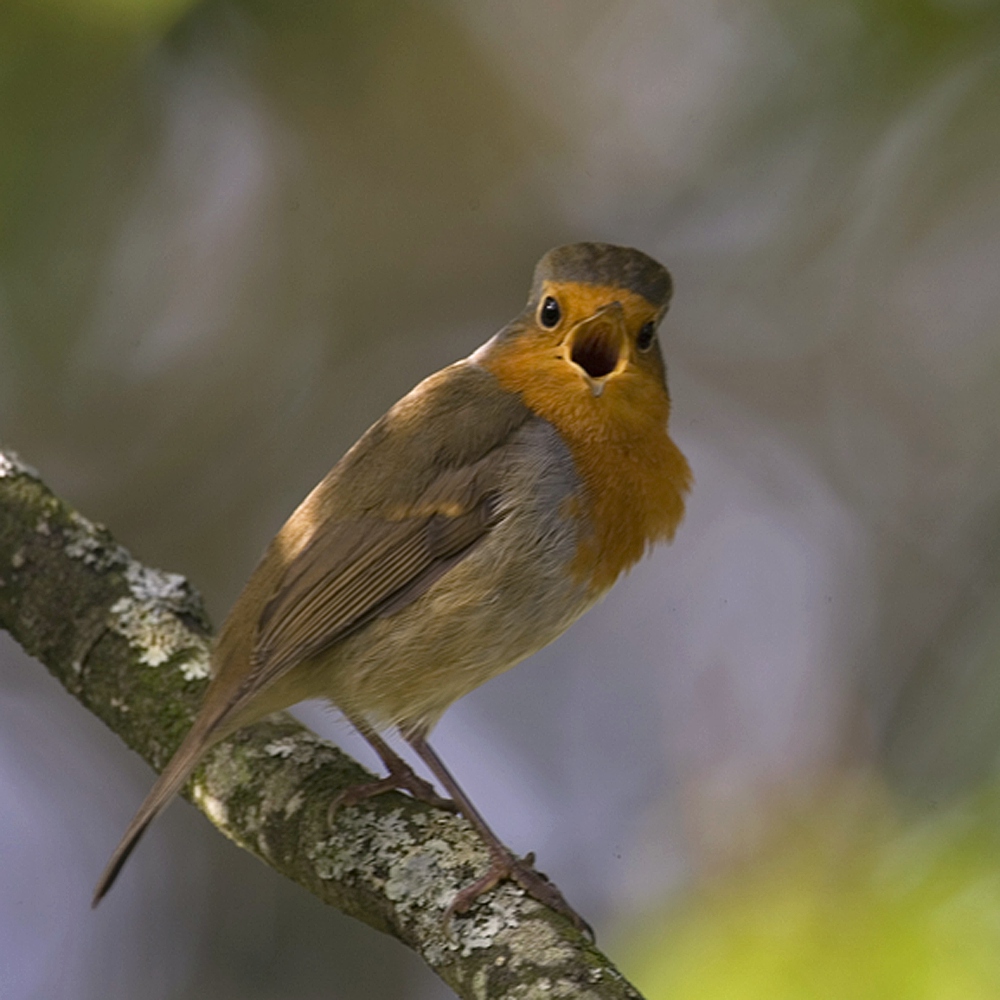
[562,301,628,396]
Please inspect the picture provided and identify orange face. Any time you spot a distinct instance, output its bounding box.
[506,279,669,399]
[477,279,675,440]
[478,279,691,592]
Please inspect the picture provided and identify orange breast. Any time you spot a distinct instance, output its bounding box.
[481,334,691,593]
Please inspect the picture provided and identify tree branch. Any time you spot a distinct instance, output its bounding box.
[0,448,646,1000]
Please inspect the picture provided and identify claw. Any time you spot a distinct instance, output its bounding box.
[444,845,594,941]
[328,766,456,826]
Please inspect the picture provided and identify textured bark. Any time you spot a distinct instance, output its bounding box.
[0,448,647,1000]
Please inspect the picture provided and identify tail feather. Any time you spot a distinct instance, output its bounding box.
[92,714,223,907]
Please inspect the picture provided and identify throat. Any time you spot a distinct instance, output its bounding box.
[478,338,691,591]
[565,422,691,592]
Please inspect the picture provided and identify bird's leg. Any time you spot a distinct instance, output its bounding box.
[404,731,593,939]
[328,716,456,820]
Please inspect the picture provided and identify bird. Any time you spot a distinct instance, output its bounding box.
[92,242,692,934]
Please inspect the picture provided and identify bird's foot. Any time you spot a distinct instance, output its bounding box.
[328,763,456,823]
[446,846,594,940]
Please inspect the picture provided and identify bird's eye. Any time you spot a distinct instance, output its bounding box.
[637,321,656,352]
[539,296,561,328]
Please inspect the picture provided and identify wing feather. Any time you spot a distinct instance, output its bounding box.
[238,487,499,705]
[212,361,533,720]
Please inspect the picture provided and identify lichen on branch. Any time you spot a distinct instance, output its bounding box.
[0,447,646,1000]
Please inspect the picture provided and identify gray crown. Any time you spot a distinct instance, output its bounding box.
[531,242,672,308]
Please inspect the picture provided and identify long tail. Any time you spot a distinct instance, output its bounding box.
[91,710,225,906]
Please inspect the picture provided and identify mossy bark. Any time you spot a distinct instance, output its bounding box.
[0,449,646,1000]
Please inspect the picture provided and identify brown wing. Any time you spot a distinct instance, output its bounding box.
[257,496,495,677]
[213,360,533,721]
[228,480,502,713]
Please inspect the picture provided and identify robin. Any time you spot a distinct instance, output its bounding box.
[93,242,692,934]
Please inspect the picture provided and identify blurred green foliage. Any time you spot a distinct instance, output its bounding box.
[13,0,196,28]
[0,0,195,371]
[621,781,1000,999]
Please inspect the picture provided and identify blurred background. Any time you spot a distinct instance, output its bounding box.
[3,0,1000,997]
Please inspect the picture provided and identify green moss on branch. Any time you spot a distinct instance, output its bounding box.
[0,447,646,1000]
